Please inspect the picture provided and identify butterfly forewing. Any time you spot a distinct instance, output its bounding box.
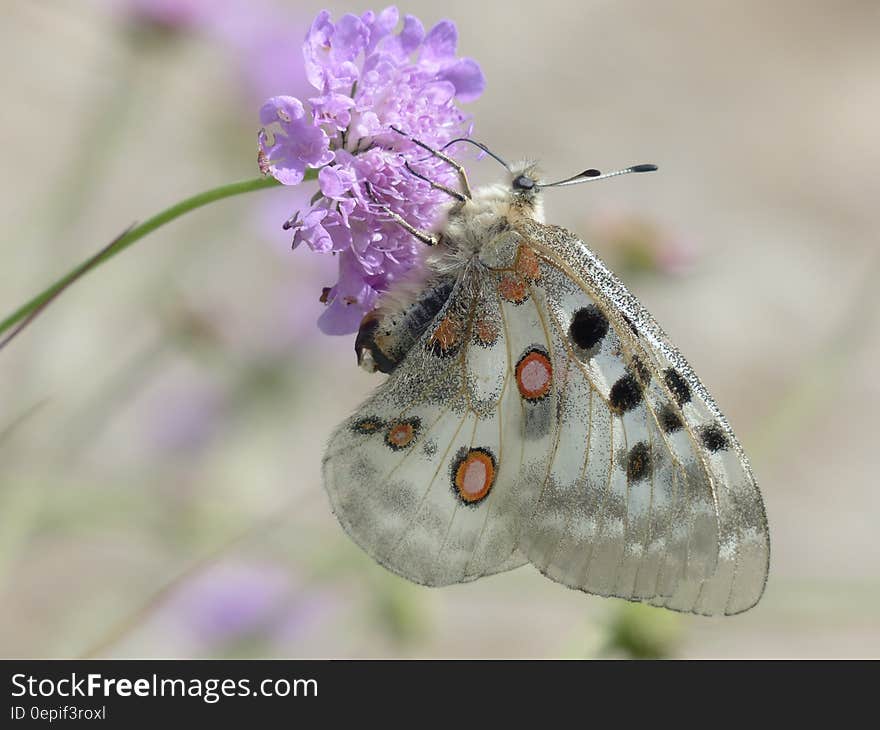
[518,219,769,614]
[518,263,707,606]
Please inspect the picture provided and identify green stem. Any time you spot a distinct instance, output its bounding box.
[0,172,312,341]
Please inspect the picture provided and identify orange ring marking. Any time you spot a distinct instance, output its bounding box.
[515,349,553,401]
[385,419,418,450]
[454,448,496,503]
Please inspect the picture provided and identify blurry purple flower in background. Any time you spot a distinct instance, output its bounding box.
[148,374,224,457]
[113,0,311,104]
[165,560,332,650]
[120,0,212,31]
[258,7,485,334]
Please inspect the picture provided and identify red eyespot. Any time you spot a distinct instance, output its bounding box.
[516,349,553,401]
[453,448,497,504]
[385,419,420,450]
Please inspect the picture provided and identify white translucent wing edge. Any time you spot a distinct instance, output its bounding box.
[520,220,770,615]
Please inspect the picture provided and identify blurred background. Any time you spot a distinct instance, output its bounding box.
[1,0,878,658]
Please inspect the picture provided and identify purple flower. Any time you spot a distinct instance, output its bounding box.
[258,97,334,185]
[163,560,334,651]
[258,7,485,334]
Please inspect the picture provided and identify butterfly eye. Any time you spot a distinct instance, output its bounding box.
[512,175,535,191]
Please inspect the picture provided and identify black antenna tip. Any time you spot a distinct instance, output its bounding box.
[630,164,658,173]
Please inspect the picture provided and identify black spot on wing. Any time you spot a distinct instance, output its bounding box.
[626,442,652,482]
[663,368,691,405]
[609,373,643,414]
[657,404,683,433]
[569,305,609,352]
[700,423,730,452]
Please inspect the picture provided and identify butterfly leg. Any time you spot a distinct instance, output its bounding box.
[390,126,472,199]
[403,161,466,202]
[363,181,439,246]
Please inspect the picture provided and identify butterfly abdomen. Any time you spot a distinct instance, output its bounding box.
[355,276,456,374]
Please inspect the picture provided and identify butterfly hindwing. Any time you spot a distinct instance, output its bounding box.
[323,273,532,586]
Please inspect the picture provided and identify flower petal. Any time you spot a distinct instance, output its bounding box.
[318,165,356,199]
[421,20,458,62]
[333,14,369,62]
[363,6,399,53]
[383,15,424,60]
[439,58,485,102]
[258,96,333,185]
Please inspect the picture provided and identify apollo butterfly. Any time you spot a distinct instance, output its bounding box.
[322,132,769,616]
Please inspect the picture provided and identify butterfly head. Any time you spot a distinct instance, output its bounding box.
[511,168,538,195]
[511,173,536,192]
[486,158,540,206]
[509,162,542,199]
[504,161,546,220]
[449,162,546,231]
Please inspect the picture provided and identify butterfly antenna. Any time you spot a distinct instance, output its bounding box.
[441,138,511,172]
[539,163,657,189]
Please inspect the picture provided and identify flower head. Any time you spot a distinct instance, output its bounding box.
[258,7,485,334]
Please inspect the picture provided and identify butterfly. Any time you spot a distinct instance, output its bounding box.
[322,134,770,616]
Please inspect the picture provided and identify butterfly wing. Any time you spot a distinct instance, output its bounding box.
[513,219,770,615]
[323,220,769,615]
[322,269,536,586]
